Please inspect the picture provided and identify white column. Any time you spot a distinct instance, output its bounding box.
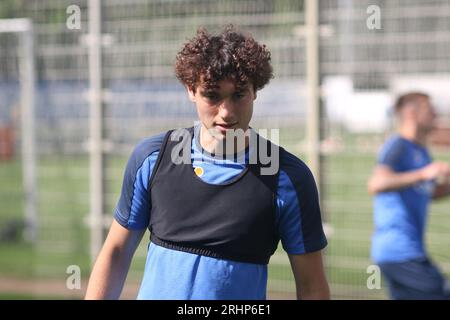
[19,19,38,243]
[88,0,104,265]
[305,0,321,192]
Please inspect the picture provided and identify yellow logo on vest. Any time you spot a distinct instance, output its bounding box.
[194,166,204,177]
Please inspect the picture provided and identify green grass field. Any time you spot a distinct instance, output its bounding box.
[1,132,449,300]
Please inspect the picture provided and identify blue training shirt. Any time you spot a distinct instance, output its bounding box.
[371,135,434,264]
[114,125,327,299]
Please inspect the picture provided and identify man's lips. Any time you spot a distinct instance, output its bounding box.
[215,123,237,130]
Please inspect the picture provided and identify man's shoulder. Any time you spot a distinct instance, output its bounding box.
[279,148,315,185]
[378,134,410,161]
[382,134,408,151]
[130,131,168,163]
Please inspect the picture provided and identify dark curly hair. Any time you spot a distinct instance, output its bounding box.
[175,25,273,92]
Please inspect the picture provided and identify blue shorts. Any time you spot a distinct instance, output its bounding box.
[379,258,450,300]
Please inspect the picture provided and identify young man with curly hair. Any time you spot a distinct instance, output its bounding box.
[85,26,329,300]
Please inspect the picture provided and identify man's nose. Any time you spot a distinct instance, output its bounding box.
[218,99,235,119]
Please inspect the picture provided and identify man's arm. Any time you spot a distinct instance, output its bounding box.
[85,220,146,299]
[288,250,330,300]
[367,161,450,195]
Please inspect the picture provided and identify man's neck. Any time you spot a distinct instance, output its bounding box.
[200,125,249,155]
[398,125,427,146]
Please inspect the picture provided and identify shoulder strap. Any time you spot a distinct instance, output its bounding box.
[147,129,173,193]
[147,126,195,192]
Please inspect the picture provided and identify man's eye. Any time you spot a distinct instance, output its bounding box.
[204,94,219,101]
[233,93,245,100]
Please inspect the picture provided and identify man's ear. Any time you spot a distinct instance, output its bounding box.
[187,86,196,102]
[251,86,257,101]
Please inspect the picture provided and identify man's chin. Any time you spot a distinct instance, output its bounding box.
[205,126,249,140]
[207,127,226,140]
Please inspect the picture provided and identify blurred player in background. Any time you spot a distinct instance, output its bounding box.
[85,25,329,300]
[368,92,450,300]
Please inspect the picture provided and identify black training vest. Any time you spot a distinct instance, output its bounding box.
[148,127,280,265]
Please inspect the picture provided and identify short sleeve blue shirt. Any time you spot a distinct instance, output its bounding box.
[114,125,327,299]
[371,135,434,264]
